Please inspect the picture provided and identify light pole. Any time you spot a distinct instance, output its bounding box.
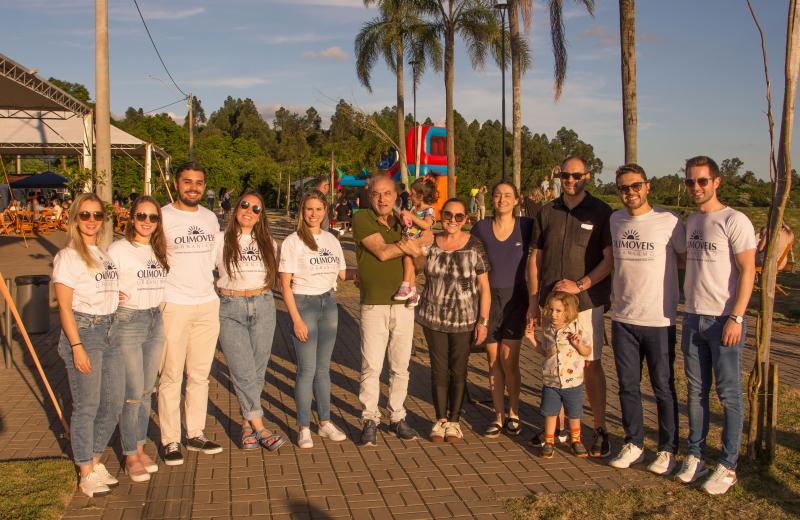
[494,1,508,181]
[409,59,421,184]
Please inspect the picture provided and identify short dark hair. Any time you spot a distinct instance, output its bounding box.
[314,175,329,188]
[174,161,206,181]
[685,156,720,179]
[442,197,467,214]
[411,177,438,204]
[491,180,520,199]
[615,163,647,180]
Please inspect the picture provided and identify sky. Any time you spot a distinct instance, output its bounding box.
[1,0,796,183]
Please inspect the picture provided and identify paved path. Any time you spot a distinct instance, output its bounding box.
[0,221,797,519]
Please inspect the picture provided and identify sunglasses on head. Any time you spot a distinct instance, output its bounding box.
[684,177,712,188]
[559,172,586,181]
[134,212,160,223]
[78,211,105,222]
[617,181,647,194]
[239,200,262,214]
[441,210,466,223]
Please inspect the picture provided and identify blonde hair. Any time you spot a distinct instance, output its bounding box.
[66,193,107,269]
[544,291,579,325]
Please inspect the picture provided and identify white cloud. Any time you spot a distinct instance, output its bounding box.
[141,6,206,20]
[186,76,273,88]
[265,0,365,7]
[303,46,348,61]
[258,103,309,122]
[258,32,329,45]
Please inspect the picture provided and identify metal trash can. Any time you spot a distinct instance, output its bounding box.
[15,275,51,334]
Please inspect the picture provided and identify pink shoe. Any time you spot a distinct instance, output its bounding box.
[406,292,420,307]
[393,285,416,301]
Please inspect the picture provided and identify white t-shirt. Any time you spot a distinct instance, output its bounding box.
[611,207,686,327]
[161,204,219,304]
[214,232,278,291]
[52,246,119,315]
[684,207,756,316]
[278,231,346,295]
[108,239,167,310]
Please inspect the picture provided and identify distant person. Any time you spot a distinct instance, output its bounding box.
[522,187,544,218]
[393,178,437,307]
[398,183,410,211]
[468,191,477,216]
[206,187,216,210]
[333,189,352,231]
[476,185,487,221]
[356,183,371,210]
[220,187,231,214]
[129,187,139,206]
[675,156,756,496]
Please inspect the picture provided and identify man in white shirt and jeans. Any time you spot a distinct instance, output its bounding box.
[607,164,684,475]
[159,162,223,465]
[676,155,756,495]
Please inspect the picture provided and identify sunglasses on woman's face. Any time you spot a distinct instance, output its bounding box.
[684,177,712,188]
[239,200,262,214]
[78,211,105,222]
[441,210,466,223]
[134,212,160,223]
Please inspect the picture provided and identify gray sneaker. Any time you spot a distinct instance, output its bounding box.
[389,419,419,440]
[360,420,378,447]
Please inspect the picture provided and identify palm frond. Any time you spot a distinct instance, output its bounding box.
[458,5,498,70]
[549,0,566,100]
[354,18,389,92]
[516,0,534,32]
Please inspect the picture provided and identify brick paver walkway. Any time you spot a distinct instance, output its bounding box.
[0,220,797,519]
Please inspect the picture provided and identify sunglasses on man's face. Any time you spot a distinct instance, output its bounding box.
[134,212,160,223]
[239,200,262,214]
[684,177,712,188]
[441,210,466,223]
[78,211,105,222]
[617,181,647,194]
[559,172,586,181]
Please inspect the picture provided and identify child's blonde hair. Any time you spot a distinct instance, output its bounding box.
[544,291,579,325]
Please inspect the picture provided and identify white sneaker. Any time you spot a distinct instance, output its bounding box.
[298,428,313,449]
[701,464,737,495]
[318,422,346,442]
[676,454,709,484]
[444,421,463,443]
[609,443,644,469]
[647,451,677,475]
[430,420,447,442]
[92,463,119,487]
[79,471,111,498]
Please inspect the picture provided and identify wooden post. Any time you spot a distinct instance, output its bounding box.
[95,0,112,245]
[766,363,778,463]
[188,92,194,161]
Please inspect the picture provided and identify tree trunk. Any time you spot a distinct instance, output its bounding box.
[445,27,456,198]
[509,3,522,192]
[619,0,638,164]
[396,42,409,189]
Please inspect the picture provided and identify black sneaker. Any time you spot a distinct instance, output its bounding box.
[528,431,545,448]
[542,443,555,459]
[572,441,589,458]
[163,442,184,466]
[390,419,419,440]
[360,420,378,447]
[186,435,223,455]
[590,427,611,458]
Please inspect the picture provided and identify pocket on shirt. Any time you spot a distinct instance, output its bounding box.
[575,228,592,249]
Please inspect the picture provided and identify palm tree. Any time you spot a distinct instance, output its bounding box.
[426,0,498,197]
[619,0,637,163]
[356,0,442,189]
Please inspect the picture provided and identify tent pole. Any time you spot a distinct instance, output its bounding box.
[144,144,152,196]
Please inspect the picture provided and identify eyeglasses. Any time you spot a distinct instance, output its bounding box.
[559,172,586,181]
[441,210,466,223]
[684,177,712,188]
[617,182,647,194]
[134,212,160,223]
[239,200,262,214]
[78,211,105,222]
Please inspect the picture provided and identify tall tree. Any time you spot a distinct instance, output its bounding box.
[619,0,636,163]
[508,1,531,191]
[427,0,498,197]
[356,0,442,188]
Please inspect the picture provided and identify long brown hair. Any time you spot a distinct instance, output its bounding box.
[66,193,106,269]
[223,192,277,288]
[296,190,327,251]
[125,195,169,272]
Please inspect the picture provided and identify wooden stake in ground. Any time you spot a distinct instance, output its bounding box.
[0,274,70,438]
[154,156,174,203]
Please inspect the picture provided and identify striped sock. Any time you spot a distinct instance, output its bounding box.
[545,434,555,445]
[570,428,581,443]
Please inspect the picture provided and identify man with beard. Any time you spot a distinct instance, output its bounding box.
[158,162,223,465]
[526,155,613,458]
[607,164,684,475]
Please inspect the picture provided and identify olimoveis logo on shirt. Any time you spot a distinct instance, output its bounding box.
[96,260,118,283]
[173,225,216,250]
[310,248,339,265]
[240,245,262,262]
[687,231,718,253]
[614,228,656,258]
[137,258,167,279]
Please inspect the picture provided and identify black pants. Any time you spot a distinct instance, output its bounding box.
[423,327,472,422]
[611,321,679,453]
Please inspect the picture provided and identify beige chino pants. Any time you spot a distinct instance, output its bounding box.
[158,299,220,445]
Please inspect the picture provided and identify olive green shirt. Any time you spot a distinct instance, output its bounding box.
[352,208,404,305]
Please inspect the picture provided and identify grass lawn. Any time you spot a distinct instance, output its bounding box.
[0,458,75,520]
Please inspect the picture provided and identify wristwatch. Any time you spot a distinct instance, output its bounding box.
[576,279,586,292]
[729,314,744,324]
[478,317,489,328]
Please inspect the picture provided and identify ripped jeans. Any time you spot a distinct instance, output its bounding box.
[110,306,164,456]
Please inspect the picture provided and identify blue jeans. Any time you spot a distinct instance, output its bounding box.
[292,291,338,427]
[681,313,746,469]
[110,306,164,456]
[218,292,276,420]
[58,312,124,466]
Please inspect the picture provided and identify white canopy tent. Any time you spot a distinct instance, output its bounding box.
[0,53,170,194]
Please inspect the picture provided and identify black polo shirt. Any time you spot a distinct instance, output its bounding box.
[530,192,612,311]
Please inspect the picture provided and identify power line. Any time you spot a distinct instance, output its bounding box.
[131,0,188,97]
[145,96,189,115]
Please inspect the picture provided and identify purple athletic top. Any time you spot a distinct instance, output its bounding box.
[470,217,533,289]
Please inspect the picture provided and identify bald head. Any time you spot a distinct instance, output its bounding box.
[369,176,397,216]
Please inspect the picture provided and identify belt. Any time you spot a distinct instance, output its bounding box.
[218,287,269,297]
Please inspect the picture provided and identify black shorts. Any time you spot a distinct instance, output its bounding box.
[487,284,529,342]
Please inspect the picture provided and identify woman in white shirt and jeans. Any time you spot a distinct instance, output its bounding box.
[279,191,355,448]
[53,193,123,497]
[214,192,286,451]
[108,195,168,482]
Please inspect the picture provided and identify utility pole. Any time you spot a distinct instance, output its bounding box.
[188,92,194,160]
[95,0,112,242]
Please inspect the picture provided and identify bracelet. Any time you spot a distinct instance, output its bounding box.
[70,342,83,348]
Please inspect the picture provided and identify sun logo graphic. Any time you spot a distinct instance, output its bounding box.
[188,225,204,235]
[103,260,116,271]
[96,260,118,281]
[319,248,333,256]
[687,230,716,251]
[242,246,258,256]
[690,231,702,241]
[621,229,640,241]
[146,259,160,269]
[311,247,339,265]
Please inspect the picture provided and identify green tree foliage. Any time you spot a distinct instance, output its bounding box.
[48,77,92,105]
